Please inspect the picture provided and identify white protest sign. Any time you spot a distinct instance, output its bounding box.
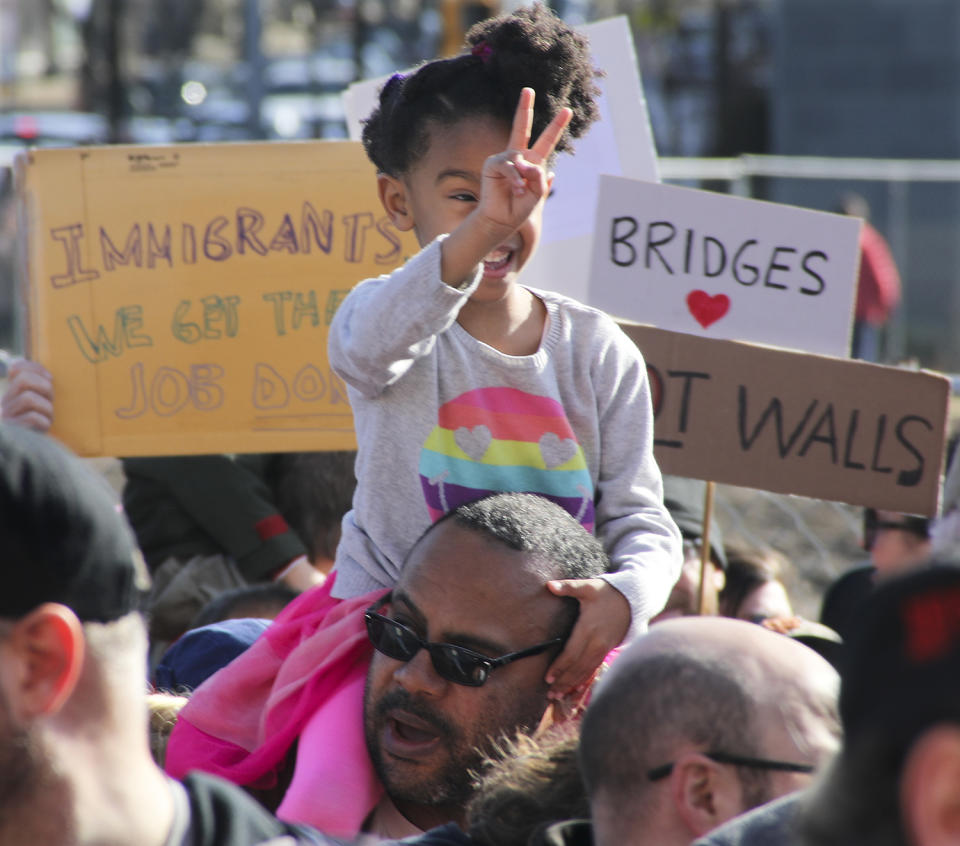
[342,15,658,301]
[589,176,863,357]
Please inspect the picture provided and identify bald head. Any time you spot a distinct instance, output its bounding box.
[580,617,840,846]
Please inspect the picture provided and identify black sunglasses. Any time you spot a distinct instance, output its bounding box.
[364,594,563,687]
[647,750,816,781]
[863,509,930,550]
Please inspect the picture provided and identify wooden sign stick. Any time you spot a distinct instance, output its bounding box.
[697,480,716,615]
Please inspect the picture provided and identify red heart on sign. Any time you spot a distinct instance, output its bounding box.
[686,290,730,329]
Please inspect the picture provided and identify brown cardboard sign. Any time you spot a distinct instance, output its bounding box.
[15,141,418,457]
[621,322,950,515]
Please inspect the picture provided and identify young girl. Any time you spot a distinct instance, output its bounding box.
[330,3,680,691]
[166,4,681,834]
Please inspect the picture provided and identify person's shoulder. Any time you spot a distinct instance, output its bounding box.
[691,792,803,846]
[532,287,617,327]
[180,771,339,846]
[531,289,640,356]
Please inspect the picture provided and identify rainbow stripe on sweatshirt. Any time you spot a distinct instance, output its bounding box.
[418,387,595,530]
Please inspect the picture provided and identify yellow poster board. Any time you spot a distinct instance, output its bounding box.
[16,141,417,456]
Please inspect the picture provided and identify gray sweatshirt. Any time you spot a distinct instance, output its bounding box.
[328,237,681,638]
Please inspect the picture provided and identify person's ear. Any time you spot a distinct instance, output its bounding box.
[4,604,85,719]
[378,173,415,232]
[901,725,960,846]
[712,564,727,593]
[671,751,744,837]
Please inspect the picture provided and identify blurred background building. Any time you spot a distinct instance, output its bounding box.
[1,0,958,370]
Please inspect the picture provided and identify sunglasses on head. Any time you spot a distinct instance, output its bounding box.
[364,593,563,687]
[647,750,816,782]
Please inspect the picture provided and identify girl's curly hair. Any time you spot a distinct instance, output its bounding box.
[361,3,602,176]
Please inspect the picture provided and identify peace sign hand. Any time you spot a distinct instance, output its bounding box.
[474,87,572,242]
[438,87,571,287]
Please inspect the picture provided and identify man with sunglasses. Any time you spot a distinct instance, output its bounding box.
[361,492,608,838]
[575,616,840,846]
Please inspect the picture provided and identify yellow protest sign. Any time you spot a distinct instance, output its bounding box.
[16,141,417,456]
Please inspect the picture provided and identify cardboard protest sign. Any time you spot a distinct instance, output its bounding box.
[15,138,949,514]
[343,15,659,302]
[623,322,949,515]
[593,177,863,357]
[16,141,418,457]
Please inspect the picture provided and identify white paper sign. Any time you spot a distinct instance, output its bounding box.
[342,15,658,300]
[589,176,863,357]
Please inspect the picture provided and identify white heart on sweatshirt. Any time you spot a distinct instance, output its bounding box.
[455,425,492,462]
[539,432,578,469]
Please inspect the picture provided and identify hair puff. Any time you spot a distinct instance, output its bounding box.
[361,3,601,176]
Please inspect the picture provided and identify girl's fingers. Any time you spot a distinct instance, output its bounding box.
[531,106,573,162]
[512,157,542,185]
[508,87,535,151]
[545,634,591,689]
[486,155,545,198]
[506,89,570,168]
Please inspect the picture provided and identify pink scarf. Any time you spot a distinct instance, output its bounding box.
[165,575,389,836]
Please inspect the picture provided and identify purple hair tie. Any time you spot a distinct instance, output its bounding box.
[471,40,493,62]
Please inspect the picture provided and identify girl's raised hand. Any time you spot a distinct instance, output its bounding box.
[475,87,572,241]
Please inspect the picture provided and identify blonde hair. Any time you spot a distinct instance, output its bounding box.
[147,692,189,767]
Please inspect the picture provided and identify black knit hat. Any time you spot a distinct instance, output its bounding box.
[0,424,150,622]
[839,561,960,751]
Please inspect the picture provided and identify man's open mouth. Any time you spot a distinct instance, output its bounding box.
[383,709,444,757]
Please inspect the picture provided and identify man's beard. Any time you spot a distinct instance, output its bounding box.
[0,693,66,838]
[363,686,486,809]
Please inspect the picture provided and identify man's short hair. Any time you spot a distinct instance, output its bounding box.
[418,494,609,641]
[0,424,150,622]
[430,492,610,582]
[579,650,769,809]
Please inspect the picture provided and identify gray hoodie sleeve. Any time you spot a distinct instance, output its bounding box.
[587,322,683,637]
[328,237,481,399]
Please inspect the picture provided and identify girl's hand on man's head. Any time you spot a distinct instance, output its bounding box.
[542,577,630,699]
